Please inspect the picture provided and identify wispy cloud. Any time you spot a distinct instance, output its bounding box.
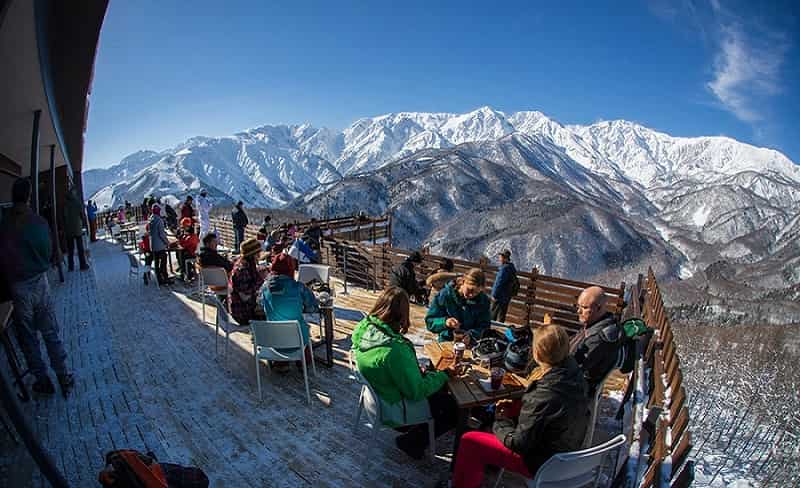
[707,23,787,123]
[705,1,789,125]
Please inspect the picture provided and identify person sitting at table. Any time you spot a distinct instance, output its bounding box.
[229,238,265,325]
[425,268,491,343]
[443,324,589,488]
[288,235,319,264]
[260,252,318,371]
[174,217,200,280]
[256,215,272,241]
[571,286,624,395]
[389,251,428,304]
[351,286,458,460]
[425,258,460,303]
[198,232,233,273]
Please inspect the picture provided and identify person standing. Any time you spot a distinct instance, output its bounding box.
[64,187,89,271]
[231,200,249,253]
[490,249,518,323]
[0,178,74,395]
[196,189,212,238]
[148,205,171,285]
[86,199,98,242]
[180,195,195,222]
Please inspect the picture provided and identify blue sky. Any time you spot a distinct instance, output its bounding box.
[84,0,799,169]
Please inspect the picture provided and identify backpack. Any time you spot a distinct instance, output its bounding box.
[616,318,653,374]
[99,450,209,488]
[509,272,520,297]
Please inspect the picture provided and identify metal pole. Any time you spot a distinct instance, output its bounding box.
[49,146,64,282]
[30,110,42,213]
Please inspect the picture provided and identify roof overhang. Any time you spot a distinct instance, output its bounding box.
[0,0,107,181]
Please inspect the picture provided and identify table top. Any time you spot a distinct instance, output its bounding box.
[423,341,527,409]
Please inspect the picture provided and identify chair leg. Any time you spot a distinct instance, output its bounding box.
[353,390,364,432]
[301,355,311,405]
[255,353,262,401]
[309,345,317,376]
[427,419,436,461]
[493,468,506,488]
[225,328,230,368]
[201,289,206,325]
[215,315,220,356]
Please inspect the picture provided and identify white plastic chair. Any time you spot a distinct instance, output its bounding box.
[211,296,248,367]
[127,253,158,291]
[199,266,230,325]
[583,370,615,449]
[351,355,436,461]
[494,434,626,488]
[250,320,316,405]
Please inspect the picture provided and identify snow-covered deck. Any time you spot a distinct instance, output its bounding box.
[0,237,624,487]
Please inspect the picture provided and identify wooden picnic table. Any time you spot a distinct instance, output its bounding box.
[423,341,529,469]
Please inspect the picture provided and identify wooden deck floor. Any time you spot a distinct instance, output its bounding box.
[0,237,625,487]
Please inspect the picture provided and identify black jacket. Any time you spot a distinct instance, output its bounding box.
[572,313,623,393]
[389,260,421,296]
[232,207,249,229]
[198,246,233,273]
[493,357,589,475]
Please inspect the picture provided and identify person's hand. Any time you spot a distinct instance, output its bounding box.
[443,366,458,378]
[445,317,460,329]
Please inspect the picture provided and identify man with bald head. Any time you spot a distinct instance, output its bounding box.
[571,286,624,394]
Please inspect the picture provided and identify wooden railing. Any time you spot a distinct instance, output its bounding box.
[208,214,391,249]
[626,268,694,488]
[319,239,625,334]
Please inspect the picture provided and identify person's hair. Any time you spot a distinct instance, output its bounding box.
[237,201,243,207]
[369,287,410,333]
[532,324,570,368]
[442,258,454,272]
[11,178,31,204]
[407,251,423,263]
[457,268,485,288]
[202,232,217,246]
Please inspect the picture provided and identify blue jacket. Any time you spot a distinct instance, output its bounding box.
[86,202,97,221]
[425,281,491,342]
[491,262,517,304]
[261,274,319,345]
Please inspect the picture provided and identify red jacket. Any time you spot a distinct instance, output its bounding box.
[139,234,151,253]
[180,203,195,220]
[178,233,199,256]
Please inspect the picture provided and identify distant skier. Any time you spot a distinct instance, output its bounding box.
[197,188,212,238]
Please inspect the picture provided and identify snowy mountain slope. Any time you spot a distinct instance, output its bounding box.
[570,120,800,187]
[88,106,800,304]
[83,150,162,197]
[89,124,342,210]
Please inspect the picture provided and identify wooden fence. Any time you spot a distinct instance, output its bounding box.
[319,239,625,335]
[625,268,694,488]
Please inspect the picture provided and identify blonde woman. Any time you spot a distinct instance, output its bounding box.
[443,324,589,488]
[425,268,491,342]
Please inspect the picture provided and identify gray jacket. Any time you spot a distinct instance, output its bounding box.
[148,215,169,252]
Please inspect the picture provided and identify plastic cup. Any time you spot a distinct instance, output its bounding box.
[490,367,506,390]
[453,342,466,363]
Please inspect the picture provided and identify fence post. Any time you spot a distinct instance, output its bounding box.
[341,244,349,295]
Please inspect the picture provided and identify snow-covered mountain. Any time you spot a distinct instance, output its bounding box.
[86,107,800,318]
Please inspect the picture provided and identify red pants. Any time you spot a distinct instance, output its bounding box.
[453,431,531,488]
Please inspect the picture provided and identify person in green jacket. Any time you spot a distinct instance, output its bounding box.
[425,268,491,342]
[352,286,458,459]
